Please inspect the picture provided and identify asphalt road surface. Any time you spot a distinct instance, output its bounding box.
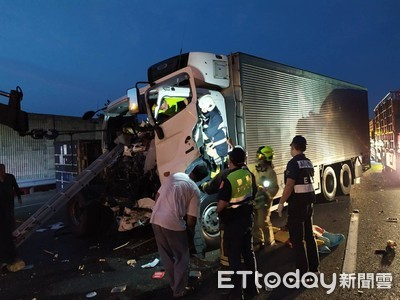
[1,165,399,300]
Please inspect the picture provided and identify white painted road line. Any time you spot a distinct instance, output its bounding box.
[342,209,360,273]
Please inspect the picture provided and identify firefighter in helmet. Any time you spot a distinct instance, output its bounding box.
[198,95,228,171]
[253,146,279,251]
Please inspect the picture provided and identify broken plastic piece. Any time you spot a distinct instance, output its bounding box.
[141,258,159,268]
[22,264,34,270]
[111,285,127,293]
[50,222,64,230]
[152,271,165,279]
[86,291,97,298]
[127,259,137,267]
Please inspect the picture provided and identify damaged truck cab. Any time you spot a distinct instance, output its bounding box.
[96,54,231,250]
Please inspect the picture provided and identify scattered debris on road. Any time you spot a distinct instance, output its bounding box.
[86,291,97,298]
[152,271,165,279]
[127,259,137,267]
[113,241,129,251]
[110,284,127,293]
[141,258,159,268]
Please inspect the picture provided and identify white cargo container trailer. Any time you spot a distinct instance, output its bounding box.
[141,52,370,198]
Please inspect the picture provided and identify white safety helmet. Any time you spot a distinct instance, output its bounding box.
[198,95,216,112]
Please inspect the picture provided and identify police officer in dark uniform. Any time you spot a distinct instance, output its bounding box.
[216,146,258,299]
[277,136,320,275]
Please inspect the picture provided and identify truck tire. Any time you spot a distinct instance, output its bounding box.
[339,163,352,195]
[322,166,337,201]
[67,192,101,236]
[200,194,220,250]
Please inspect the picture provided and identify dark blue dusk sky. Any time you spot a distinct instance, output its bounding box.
[1,0,399,118]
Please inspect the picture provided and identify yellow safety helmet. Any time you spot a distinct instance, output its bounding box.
[257,146,274,161]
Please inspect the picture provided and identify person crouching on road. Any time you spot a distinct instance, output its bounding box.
[277,136,320,275]
[216,146,259,299]
[253,146,279,251]
[150,163,208,298]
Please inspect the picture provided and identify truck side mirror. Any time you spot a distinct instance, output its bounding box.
[82,111,97,120]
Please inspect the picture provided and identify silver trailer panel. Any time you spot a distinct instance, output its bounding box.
[224,52,369,171]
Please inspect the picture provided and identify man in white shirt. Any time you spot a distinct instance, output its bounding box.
[150,163,208,298]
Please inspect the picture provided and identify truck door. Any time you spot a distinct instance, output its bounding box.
[146,72,201,184]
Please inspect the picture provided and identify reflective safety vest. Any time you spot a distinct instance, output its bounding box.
[293,157,315,203]
[226,168,254,209]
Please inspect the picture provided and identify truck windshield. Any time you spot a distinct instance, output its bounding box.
[145,73,193,124]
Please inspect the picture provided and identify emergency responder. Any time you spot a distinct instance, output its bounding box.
[216,146,259,299]
[156,97,188,122]
[277,135,320,275]
[198,95,228,170]
[200,167,231,267]
[253,146,279,251]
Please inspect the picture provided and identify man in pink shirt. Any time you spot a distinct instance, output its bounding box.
[150,163,208,298]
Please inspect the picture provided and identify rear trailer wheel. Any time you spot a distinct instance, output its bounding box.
[200,194,220,251]
[339,163,352,195]
[322,166,337,201]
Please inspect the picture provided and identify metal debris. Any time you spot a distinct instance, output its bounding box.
[86,291,97,298]
[43,249,58,259]
[110,285,127,293]
[113,241,130,251]
[43,249,55,255]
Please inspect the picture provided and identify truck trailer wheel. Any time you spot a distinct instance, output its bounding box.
[339,163,352,195]
[322,166,337,201]
[200,194,220,250]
